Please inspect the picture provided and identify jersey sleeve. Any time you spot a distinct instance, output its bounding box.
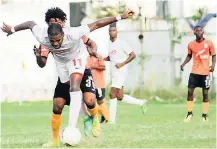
[32,25,47,43]
[187,43,192,54]
[69,25,90,40]
[209,41,216,56]
[40,45,50,57]
[122,41,133,55]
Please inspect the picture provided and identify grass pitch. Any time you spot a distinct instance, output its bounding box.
[1,100,216,148]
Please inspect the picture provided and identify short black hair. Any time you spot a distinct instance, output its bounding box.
[109,23,117,28]
[45,7,67,24]
[47,23,63,36]
[194,25,203,30]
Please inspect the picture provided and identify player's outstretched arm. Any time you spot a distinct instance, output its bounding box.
[1,21,37,36]
[180,54,192,71]
[82,36,98,57]
[87,10,134,32]
[33,45,48,68]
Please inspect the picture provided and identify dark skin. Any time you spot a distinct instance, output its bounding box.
[181,26,216,103]
[1,10,134,95]
[105,27,136,100]
[32,18,98,113]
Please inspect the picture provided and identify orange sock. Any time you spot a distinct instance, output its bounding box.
[87,104,99,119]
[202,102,209,114]
[51,113,61,142]
[187,101,193,112]
[98,102,109,120]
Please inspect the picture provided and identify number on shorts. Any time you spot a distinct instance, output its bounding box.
[205,76,210,88]
[72,59,82,67]
[86,76,95,89]
[97,88,103,97]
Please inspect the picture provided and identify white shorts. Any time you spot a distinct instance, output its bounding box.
[56,58,86,83]
[111,65,128,89]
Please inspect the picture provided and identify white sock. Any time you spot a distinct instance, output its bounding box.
[122,94,144,106]
[68,91,82,127]
[109,98,117,123]
[79,100,89,118]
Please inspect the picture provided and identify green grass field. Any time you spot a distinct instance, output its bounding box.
[1,100,216,148]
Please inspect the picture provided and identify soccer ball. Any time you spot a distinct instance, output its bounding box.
[59,126,81,146]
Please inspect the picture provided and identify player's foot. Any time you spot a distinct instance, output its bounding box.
[100,116,108,123]
[92,117,101,137]
[42,140,59,147]
[202,114,208,122]
[141,99,148,114]
[184,112,193,122]
[84,116,93,136]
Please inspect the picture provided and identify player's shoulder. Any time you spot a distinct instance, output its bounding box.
[204,39,214,45]
[188,40,196,45]
[117,38,126,43]
[63,26,82,39]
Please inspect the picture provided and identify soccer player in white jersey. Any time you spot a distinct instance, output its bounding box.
[33,7,103,146]
[104,23,147,124]
[1,9,134,134]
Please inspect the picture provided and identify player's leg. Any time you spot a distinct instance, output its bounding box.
[184,88,195,122]
[43,78,69,147]
[68,73,83,127]
[118,87,145,106]
[184,73,196,122]
[64,59,86,127]
[81,69,100,137]
[96,88,109,123]
[202,88,209,121]
[201,75,210,121]
[109,87,118,123]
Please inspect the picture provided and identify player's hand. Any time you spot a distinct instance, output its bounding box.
[115,63,124,69]
[1,22,13,36]
[33,45,42,57]
[210,65,215,72]
[180,64,184,71]
[121,10,135,19]
[87,46,99,58]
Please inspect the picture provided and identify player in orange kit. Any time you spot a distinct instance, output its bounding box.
[181,25,216,122]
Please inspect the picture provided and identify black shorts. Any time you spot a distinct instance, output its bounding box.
[53,69,96,105]
[95,88,105,101]
[188,73,210,89]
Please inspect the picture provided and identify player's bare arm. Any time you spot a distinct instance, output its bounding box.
[82,36,98,58]
[181,54,192,71]
[210,55,216,72]
[33,45,47,68]
[87,10,134,32]
[91,64,105,71]
[1,21,37,36]
[115,51,136,69]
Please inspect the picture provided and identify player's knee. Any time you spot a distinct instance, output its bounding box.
[203,91,209,102]
[53,98,65,114]
[97,99,104,105]
[83,95,96,109]
[116,93,123,100]
[53,105,64,114]
[110,91,117,99]
[187,88,194,101]
[70,85,80,92]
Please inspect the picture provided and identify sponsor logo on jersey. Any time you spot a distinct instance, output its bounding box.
[50,49,70,54]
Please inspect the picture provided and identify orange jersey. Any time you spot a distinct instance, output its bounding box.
[188,39,216,75]
[86,56,106,88]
